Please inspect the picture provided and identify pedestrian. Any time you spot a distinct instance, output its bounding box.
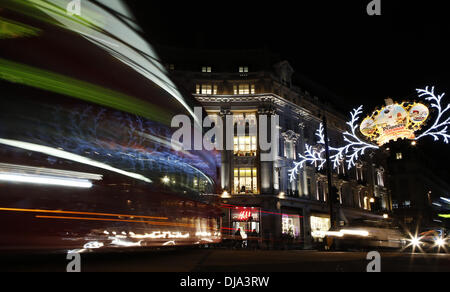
[234,228,242,249]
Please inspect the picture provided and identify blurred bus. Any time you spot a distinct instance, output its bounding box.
[0,0,222,252]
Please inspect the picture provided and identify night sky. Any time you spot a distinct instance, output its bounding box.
[126,0,450,181]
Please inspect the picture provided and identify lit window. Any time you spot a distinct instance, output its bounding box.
[282,215,301,238]
[202,66,212,73]
[356,165,364,181]
[285,141,296,160]
[239,66,249,73]
[196,84,218,95]
[396,153,403,160]
[377,170,384,187]
[234,136,257,157]
[364,196,370,210]
[233,84,256,95]
[233,168,258,194]
[310,216,331,239]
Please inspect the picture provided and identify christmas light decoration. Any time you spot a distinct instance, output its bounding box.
[415,86,450,143]
[289,107,379,182]
[289,86,449,183]
[329,106,379,170]
[288,145,325,182]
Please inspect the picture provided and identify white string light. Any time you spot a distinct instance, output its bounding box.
[289,86,449,182]
[289,106,379,182]
[289,145,325,182]
[415,86,450,143]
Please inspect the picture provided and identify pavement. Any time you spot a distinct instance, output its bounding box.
[0,248,449,272]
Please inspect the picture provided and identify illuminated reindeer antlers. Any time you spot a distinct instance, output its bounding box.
[415,87,450,143]
[289,86,449,182]
[289,107,379,182]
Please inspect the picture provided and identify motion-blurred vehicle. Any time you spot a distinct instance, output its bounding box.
[324,219,407,251]
[0,0,222,252]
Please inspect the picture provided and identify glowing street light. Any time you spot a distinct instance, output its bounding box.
[162,176,170,184]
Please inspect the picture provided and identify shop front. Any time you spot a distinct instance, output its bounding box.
[281,213,302,240]
[310,214,331,243]
[230,207,261,239]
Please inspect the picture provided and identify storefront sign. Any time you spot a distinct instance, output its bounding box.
[231,208,260,222]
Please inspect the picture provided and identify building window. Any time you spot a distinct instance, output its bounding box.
[376,170,384,187]
[233,113,257,127]
[274,168,280,191]
[284,140,296,160]
[317,181,324,201]
[356,165,364,181]
[233,84,256,95]
[233,113,257,157]
[233,168,258,194]
[396,153,403,160]
[202,66,212,73]
[168,64,175,71]
[196,84,218,95]
[310,216,331,240]
[234,136,257,157]
[337,161,346,176]
[282,215,301,239]
[239,66,249,73]
[363,196,370,210]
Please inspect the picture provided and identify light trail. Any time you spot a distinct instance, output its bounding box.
[35,215,195,228]
[0,207,168,220]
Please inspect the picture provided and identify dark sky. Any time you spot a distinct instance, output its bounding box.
[127,0,450,111]
[126,0,450,181]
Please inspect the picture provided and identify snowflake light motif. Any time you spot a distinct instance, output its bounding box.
[289,86,450,183]
[415,86,450,143]
[289,107,379,182]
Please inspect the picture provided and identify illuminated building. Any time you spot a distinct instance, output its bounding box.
[160,47,392,248]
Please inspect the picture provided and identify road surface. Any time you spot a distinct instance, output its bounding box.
[0,249,449,272]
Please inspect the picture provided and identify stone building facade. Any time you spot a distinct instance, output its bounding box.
[159,47,392,248]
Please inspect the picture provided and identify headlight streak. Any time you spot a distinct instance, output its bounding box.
[0,138,152,183]
[0,162,103,188]
[320,229,370,238]
[34,215,215,230]
[83,241,104,249]
[0,173,93,188]
[1,102,216,192]
[0,163,103,181]
[129,232,190,240]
